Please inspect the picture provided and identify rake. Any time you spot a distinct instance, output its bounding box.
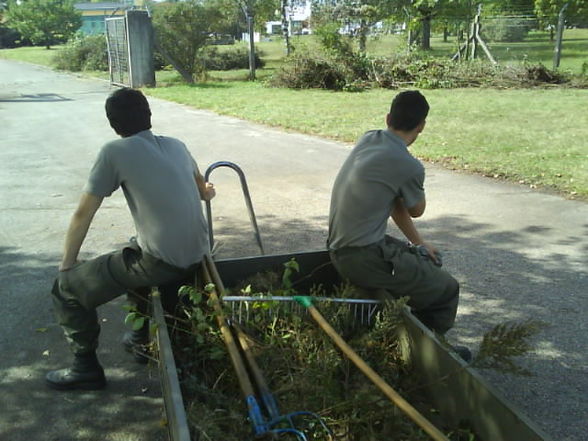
[203,254,333,441]
[223,295,381,327]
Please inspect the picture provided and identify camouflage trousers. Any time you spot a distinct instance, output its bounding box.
[51,242,198,355]
[329,235,459,335]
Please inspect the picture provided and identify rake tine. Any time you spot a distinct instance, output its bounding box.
[270,427,309,441]
[282,410,333,436]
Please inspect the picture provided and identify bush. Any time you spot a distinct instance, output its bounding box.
[201,46,264,71]
[152,0,222,83]
[272,50,576,91]
[52,34,108,71]
[482,17,531,42]
[0,26,23,49]
[270,52,349,90]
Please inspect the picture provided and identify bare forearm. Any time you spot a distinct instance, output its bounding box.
[60,193,103,271]
[391,199,423,245]
[60,216,92,270]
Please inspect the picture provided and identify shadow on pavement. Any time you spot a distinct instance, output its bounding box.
[1,211,585,440]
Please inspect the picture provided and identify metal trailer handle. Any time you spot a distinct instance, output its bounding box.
[204,161,264,255]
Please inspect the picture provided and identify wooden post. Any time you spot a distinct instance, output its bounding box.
[475,6,497,65]
[553,3,569,70]
[469,18,477,60]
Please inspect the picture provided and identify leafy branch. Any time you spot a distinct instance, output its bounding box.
[471,320,546,376]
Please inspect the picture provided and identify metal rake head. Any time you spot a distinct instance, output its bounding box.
[223,296,381,328]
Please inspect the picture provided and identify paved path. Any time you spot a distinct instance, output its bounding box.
[0,59,586,441]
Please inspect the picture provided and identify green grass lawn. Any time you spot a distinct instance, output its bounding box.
[144,83,587,198]
[0,45,62,66]
[2,30,587,198]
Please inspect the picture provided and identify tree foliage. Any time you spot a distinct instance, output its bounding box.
[205,0,278,36]
[312,0,397,53]
[5,0,81,49]
[534,0,588,27]
[152,0,223,83]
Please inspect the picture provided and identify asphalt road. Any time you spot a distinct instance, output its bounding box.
[0,59,586,441]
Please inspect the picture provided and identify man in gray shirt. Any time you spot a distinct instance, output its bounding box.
[46,88,215,390]
[328,91,461,341]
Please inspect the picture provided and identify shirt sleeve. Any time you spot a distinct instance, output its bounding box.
[185,145,200,175]
[398,161,425,209]
[83,145,120,197]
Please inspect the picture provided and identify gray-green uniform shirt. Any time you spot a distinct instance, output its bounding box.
[328,129,425,249]
[84,130,208,268]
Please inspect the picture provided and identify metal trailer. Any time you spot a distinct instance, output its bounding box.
[153,249,552,441]
[154,161,552,441]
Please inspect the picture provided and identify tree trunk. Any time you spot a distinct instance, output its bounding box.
[443,25,448,42]
[280,0,291,56]
[154,39,194,84]
[421,15,431,50]
[247,13,256,81]
[359,20,368,53]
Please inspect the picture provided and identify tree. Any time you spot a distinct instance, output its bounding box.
[313,0,396,53]
[152,1,223,83]
[5,0,81,49]
[202,0,278,79]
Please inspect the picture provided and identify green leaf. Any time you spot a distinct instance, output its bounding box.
[124,312,137,326]
[204,283,216,293]
[178,285,194,297]
[150,323,158,335]
[190,290,202,304]
[132,316,145,331]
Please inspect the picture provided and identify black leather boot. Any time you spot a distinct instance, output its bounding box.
[122,321,150,364]
[46,352,106,391]
[452,345,473,363]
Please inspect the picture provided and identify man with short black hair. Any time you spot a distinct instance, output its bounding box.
[46,88,215,390]
[328,90,462,339]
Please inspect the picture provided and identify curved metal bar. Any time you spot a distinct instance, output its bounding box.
[204,161,264,255]
[270,427,308,441]
[281,411,333,439]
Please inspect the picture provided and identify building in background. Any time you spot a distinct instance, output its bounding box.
[265,0,311,36]
[74,1,136,35]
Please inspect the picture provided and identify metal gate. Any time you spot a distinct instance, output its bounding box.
[105,16,129,87]
[105,10,155,88]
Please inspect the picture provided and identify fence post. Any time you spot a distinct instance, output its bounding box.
[553,3,569,70]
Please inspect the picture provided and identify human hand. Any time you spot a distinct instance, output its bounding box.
[203,182,216,201]
[417,243,442,267]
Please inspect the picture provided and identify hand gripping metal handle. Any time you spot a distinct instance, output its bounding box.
[204,161,264,255]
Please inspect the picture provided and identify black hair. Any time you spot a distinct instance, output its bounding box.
[388,90,429,131]
[105,87,152,137]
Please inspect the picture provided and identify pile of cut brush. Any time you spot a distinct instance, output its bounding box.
[167,265,479,441]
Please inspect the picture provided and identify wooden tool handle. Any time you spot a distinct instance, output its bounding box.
[306,303,450,441]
